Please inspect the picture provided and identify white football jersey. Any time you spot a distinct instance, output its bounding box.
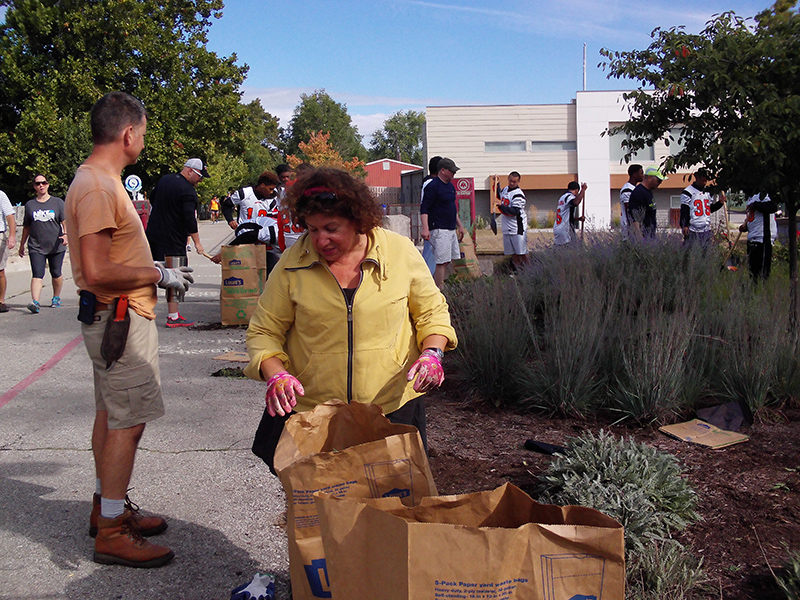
[498,186,527,235]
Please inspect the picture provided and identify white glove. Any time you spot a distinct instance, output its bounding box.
[155,263,194,291]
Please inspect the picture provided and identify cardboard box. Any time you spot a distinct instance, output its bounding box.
[220,244,268,325]
[220,295,261,326]
[659,419,749,449]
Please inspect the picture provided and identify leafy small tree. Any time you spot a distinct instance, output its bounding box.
[286,131,366,176]
[600,0,800,324]
[0,0,248,199]
[284,90,366,162]
[236,99,284,184]
[368,110,425,165]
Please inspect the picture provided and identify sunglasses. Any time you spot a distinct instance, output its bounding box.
[34,180,48,185]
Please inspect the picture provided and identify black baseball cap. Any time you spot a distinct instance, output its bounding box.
[438,158,460,173]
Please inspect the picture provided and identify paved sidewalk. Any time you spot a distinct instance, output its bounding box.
[0,221,293,599]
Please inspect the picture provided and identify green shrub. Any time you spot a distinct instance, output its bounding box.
[536,430,700,553]
[777,547,800,600]
[448,233,800,419]
[536,431,704,599]
[446,278,533,406]
[627,539,706,600]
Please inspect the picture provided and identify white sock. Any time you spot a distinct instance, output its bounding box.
[168,312,179,319]
[100,497,125,519]
[95,478,102,495]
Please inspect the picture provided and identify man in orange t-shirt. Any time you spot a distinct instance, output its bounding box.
[65,92,193,569]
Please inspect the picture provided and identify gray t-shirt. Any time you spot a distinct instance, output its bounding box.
[24,196,66,254]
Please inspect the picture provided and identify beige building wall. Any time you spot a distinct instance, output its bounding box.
[426,104,578,191]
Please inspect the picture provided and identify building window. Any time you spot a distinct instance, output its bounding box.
[670,195,683,209]
[530,141,577,152]
[383,161,391,170]
[667,127,686,156]
[485,141,526,152]
[609,125,655,163]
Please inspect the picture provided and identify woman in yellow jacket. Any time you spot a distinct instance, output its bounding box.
[244,167,457,472]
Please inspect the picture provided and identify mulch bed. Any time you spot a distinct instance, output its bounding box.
[426,386,800,600]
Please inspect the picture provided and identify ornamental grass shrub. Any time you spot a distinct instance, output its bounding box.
[777,547,800,600]
[446,233,800,421]
[536,431,704,600]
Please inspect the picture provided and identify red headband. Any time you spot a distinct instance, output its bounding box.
[303,186,335,197]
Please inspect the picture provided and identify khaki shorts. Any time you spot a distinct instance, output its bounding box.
[429,228,460,264]
[82,308,164,429]
[0,231,8,270]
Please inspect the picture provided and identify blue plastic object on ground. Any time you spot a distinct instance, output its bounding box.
[230,572,276,600]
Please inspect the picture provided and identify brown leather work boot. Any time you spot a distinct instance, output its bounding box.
[89,493,168,537]
[93,510,174,568]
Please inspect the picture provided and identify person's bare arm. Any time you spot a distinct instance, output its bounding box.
[189,231,204,256]
[18,225,29,257]
[5,215,15,249]
[81,228,160,289]
[420,213,431,240]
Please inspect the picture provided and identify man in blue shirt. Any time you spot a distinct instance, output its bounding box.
[420,157,467,288]
[628,166,667,238]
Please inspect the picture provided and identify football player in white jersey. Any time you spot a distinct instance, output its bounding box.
[553,181,587,245]
[220,171,280,230]
[680,169,726,246]
[495,171,529,268]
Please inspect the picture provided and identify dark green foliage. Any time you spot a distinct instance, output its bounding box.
[284,90,366,162]
[367,110,425,165]
[446,234,800,420]
[0,0,281,201]
[600,1,800,328]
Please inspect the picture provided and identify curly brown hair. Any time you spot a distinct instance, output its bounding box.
[286,167,384,233]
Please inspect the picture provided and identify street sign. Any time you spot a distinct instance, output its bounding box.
[124,174,142,193]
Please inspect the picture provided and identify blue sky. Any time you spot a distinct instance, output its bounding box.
[205,0,772,142]
[1,1,774,142]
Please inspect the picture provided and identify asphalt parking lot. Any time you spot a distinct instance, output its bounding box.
[0,221,293,599]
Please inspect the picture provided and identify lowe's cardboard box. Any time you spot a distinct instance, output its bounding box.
[220,245,267,325]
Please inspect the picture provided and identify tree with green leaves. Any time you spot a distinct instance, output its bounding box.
[600,0,800,324]
[367,110,425,165]
[0,0,249,201]
[284,90,366,163]
[237,99,284,183]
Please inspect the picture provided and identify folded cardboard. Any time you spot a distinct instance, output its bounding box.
[659,418,749,449]
[212,351,250,362]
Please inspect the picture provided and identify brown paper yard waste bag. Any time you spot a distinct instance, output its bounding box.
[274,400,437,600]
[315,482,625,600]
[453,238,482,279]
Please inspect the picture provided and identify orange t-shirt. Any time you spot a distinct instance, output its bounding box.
[65,164,158,319]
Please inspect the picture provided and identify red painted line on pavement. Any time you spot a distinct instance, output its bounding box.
[0,334,84,409]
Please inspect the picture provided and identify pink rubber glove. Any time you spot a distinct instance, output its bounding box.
[407,349,445,393]
[265,371,304,417]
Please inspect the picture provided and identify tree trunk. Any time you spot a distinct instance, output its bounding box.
[787,193,798,331]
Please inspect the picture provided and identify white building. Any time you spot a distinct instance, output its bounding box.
[426,90,699,230]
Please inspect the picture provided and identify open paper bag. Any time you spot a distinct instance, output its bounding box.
[275,400,437,600]
[315,482,625,600]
